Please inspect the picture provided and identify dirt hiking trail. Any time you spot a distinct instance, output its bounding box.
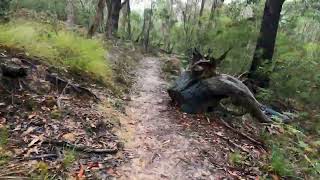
[117,57,264,180]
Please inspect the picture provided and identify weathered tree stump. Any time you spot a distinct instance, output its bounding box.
[168,48,273,123]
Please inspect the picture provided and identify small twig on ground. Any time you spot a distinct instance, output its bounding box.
[43,139,118,154]
[212,131,251,154]
[46,73,100,101]
[0,176,29,180]
[15,154,58,161]
[202,151,256,178]
[304,154,320,174]
[0,170,28,177]
[216,118,266,149]
[57,82,69,109]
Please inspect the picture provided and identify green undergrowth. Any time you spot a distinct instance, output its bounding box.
[0,127,10,166]
[260,123,320,179]
[0,19,112,85]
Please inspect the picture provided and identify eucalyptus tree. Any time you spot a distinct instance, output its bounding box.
[105,0,129,38]
[66,0,75,28]
[249,0,286,88]
[88,0,106,37]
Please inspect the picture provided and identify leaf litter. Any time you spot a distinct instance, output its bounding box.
[0,50,124,179]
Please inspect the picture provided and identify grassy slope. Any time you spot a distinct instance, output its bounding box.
[0,19,112,84]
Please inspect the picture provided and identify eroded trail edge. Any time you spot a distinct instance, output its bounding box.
[117,57,229,180]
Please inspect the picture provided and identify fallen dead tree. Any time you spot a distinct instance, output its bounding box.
[168,49,288,123]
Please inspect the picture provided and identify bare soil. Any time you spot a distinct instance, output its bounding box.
[117,57,267,180]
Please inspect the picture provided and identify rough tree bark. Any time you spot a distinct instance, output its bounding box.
[142,8,153,52]
[87,0,106,38]
[198,0,205,26]
[105,0,128,38]
[182,3,192,50]
[163,0,174,52]
[207,0,224,28]
[126,0,131,39]
[66,0,75,28]
[248,0,285,88]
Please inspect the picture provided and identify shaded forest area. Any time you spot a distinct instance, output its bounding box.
[0,0,319,179]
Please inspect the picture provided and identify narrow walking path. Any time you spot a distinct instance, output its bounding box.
[117,57,222,180]
[117,57,263,180]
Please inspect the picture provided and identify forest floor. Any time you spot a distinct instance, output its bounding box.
[0,45,276,179]
[116,57,267,180]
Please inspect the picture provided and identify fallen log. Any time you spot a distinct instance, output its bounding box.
[168,71,272,123]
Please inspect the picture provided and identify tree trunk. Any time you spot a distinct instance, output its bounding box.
[249,0,285,88]
[126,0,131,39]
[142,8,153,52]
[198,0,205,26]
[87,0,106,38]
[106,0,123,38]
[207,0,224,28]
[209,0,217,22]
[66,0,75,28]
[163,0,174,52]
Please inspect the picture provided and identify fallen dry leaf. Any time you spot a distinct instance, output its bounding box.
[76,164,85,180]
[62,133,76,142]
[22,127,36,136]
[28,137,40,147]
[28,113,37,119]
[106,167,120,177]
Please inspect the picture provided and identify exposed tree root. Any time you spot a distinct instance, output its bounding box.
[216,117,266,149]
[45,73,100,101]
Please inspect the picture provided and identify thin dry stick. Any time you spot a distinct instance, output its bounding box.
[0,176,29,180]
[57,82,69,109]
[15,154,58,161]
[0,170,28,177]
[212,131,251,154]
[304,154,320,174]
[217,117,265,148]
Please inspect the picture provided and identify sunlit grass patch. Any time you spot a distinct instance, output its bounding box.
[0,19,112,84]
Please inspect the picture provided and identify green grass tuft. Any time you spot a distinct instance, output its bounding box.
[229,151,245,166]
[62,150,77,168]
[0,128,8,147]
[0,19,112,84]
[270,145,293,177]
